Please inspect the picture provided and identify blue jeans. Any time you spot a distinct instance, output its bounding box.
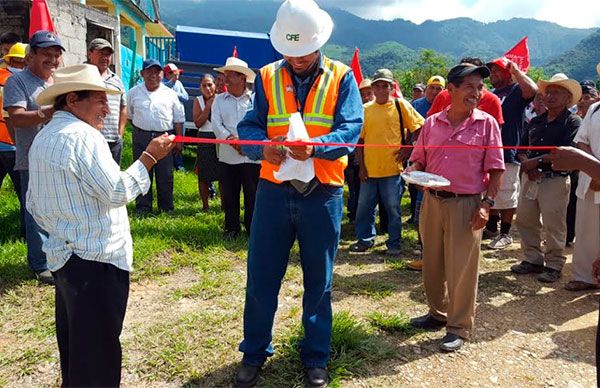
[355,175,403,249]
[19,170,48,272]
[239,180,343,368]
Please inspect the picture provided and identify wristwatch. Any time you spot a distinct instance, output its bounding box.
[481,196,495,207]
[537,157,544,166]
[37,107,46,119]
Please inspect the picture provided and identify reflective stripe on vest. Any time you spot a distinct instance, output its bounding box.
[260,56,349,185]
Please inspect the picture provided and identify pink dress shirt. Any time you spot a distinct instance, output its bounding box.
[410,108,505,194]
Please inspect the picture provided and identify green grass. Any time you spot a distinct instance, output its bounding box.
[0,127,424,386]
[261,311,397,387]
[367,311,418,335]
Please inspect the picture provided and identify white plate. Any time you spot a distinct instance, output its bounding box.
[401,171,451,187]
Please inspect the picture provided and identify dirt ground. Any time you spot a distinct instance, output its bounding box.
[2,236,597,388]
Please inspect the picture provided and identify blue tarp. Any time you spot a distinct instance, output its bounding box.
[120,44,143,91]
[175,25,282,69]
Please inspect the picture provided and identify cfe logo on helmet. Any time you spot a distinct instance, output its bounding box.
[286,34,300,41]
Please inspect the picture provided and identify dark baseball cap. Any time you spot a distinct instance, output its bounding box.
[29,30,65,51]
[142,58,162,71]
[447,63,490,84]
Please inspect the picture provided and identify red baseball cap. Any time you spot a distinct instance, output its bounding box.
[164,63,183,75]
[486,57,510,70]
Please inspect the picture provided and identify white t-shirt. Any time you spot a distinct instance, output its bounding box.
[574,101,600,203]
[127,83,185,132]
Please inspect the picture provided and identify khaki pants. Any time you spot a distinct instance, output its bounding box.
[572,190,600,284]
[516,174,570,271]
[420,192,482,339]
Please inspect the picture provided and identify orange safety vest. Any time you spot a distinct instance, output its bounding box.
[0,68,14,146]
[260,56,349,186]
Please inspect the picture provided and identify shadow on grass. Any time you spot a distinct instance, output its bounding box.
[183,311,427,387]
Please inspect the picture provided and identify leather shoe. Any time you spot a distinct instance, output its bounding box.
[439,333,465,352]
[410,313,446,330]
[304,367,328,387]
[234,364,261,388]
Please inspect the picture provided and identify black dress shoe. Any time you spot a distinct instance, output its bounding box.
[439,332,465,352]
[410,313,446,330]
[304,367,328,387]
[234,364,261,388]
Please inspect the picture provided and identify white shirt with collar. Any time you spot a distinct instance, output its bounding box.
[127,83,185,132]
[574,101,600,204]
[211,90,259,165]
[26,111,151,272]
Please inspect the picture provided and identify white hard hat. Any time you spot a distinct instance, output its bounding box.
[269,0,333,57]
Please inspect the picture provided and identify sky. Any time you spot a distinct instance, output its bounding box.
[250,0,600,29]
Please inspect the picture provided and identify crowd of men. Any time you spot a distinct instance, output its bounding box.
[1,0,600,386]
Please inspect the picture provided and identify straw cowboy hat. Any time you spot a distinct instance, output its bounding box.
[269,0,334,57]
[214,57,256,83]
[36,64,121,106]
[537,73,582,106]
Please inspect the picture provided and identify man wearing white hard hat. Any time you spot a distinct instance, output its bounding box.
[236,1,363,386]
[27,64,175,387]
[513,73,582,283]
[212,56,260,238]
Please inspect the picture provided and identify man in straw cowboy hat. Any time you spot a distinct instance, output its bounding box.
[235,0,363,386]
[512,73,582,283]
[212,56,260,238]
[26,64,175,387]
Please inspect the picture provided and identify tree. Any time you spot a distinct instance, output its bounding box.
[393,49,453,94]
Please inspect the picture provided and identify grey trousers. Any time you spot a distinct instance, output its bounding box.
[516,174,570,271]
[132,127,174,212]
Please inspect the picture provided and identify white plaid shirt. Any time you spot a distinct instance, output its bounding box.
[27,111,150,272]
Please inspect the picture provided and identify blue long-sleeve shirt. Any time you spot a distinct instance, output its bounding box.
[163,79,189,103]
[238,56,364,161]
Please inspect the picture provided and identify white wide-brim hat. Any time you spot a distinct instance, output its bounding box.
[214,57,256,83]
[537,73,582,106]
[269,0,334,57]
[37,64,121,106]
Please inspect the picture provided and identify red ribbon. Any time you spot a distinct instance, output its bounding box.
[173,136,556,151]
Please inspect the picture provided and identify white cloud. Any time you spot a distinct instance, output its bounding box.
[313,0,600,28]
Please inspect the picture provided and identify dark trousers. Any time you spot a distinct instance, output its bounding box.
[408,183,419,220]
[132,127,174,211]
[220,162,260,233]
[566,171,578,244]
[344,163,360,222]
[0,150,24,236]
[53,255,129,388]
[107,138,123,166]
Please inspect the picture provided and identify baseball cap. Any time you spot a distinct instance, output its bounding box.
[447,63,490,85]
[427,75,446,88]
[413,83,425,92]
[164,63,183,75]
[372,69,394,84]
[486,57,510,70]
[142,59,162,71]
[88,38,113,53]
[358,78,372,90]
[29,30,65,51]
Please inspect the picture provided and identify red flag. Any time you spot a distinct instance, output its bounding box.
[29,0,56,38]
[504,36,530,73]
[391,81,403,99]
[350,47,363,86]
[232,46,238,58]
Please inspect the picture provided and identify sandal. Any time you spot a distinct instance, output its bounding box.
[564,280,600,291]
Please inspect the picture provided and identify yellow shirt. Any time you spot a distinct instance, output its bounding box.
[361,98,424,178]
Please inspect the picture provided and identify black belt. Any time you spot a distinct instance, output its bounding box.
[132,125,173,134]
[430,190,479,199]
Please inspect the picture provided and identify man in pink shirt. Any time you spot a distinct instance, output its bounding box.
[407,63,505,352]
